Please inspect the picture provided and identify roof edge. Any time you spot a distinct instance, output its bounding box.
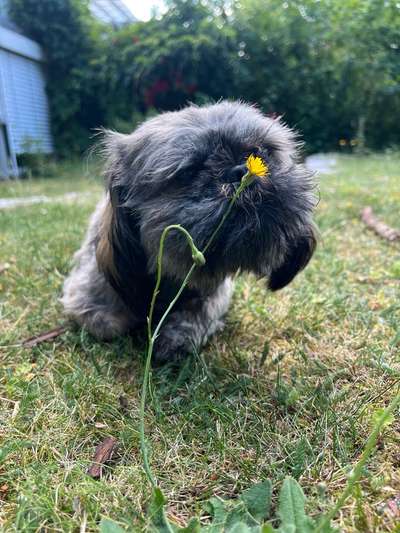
[0,25,44,61]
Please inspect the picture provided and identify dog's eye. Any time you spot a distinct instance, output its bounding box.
[244,146,262,159]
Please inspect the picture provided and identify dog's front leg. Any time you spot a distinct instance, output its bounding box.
[153,278,234,364]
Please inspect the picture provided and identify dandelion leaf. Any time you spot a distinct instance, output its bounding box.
[227,522,259,533]
[240,480,272,522]
[226,504,259,529]
[148,487,176,532]
[99,518,126,533]
[204,496,229,531]
[277,477,315,533]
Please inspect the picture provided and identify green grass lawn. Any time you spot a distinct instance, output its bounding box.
[0,159,103,199]
[0,153,399,532]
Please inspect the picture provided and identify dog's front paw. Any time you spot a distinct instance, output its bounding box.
[153,334,193,365]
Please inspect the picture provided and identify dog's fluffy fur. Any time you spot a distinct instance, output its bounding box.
[62,101,317,362]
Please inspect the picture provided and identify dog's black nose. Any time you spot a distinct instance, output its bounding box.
[224,164,248,184]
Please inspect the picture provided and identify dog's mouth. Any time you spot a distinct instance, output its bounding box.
[198,182,275,272]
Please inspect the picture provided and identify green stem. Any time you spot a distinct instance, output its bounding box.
[202,176,249,254]
[315,390,400,532]
[147,224,202,343]
[140,225,199,487]
[139,172,252,487]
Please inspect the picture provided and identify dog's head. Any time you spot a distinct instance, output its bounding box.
[97,101,317,301]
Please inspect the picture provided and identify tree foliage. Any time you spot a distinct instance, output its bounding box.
[9,0,400,154]
[234,0,400,151]
[96,0,237,130]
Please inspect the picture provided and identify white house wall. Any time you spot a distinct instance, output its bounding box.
[0,47,53,154]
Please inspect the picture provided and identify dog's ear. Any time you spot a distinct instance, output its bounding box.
[96,188,151,313]
[96,198,118,282]
[268,228,317,291]
[96,132,151,313]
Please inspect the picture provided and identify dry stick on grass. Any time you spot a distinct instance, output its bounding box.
[87,437,118,479]
[0,325,67,350]
[22,325,67,348]
[361,206,400,242]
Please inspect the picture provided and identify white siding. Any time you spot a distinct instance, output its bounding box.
[0,48,53,154]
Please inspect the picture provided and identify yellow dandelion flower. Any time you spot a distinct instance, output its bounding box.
[246,154,269,178]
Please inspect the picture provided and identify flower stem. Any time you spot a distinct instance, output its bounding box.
[140,225,199,487]
[202,175,248,254]
[139,172,252,487]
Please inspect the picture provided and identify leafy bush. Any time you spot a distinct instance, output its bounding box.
[95,0,237,124]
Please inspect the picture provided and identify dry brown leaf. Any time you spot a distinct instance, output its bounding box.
[87,437,118,479]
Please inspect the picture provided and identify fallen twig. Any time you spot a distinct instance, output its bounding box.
[361,206,400,242]
[87,437,118,478]
[22,325,67,348]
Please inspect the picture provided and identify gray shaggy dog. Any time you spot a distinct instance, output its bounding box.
[62,101,317,363]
